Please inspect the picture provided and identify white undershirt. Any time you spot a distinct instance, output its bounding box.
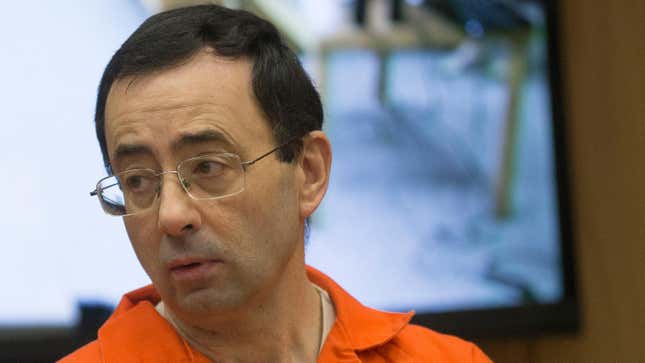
[313,283,335,353]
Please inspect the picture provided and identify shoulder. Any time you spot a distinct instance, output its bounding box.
[57,340,101,363]
[57,285,160,362]
[363,324,492,363]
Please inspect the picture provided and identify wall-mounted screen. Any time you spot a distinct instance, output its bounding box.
[0,0,578,359]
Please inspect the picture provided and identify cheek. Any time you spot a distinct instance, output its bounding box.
[123,216,160,275]
[201,199,244,234]
[206,186,290,252]
[247,167,298,216]
[241,173,301,247]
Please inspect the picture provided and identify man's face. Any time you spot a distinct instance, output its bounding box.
[103,50,304,320]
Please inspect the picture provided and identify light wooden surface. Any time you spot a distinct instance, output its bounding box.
[478,0,645,361]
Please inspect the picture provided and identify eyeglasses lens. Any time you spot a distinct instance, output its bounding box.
[97,154,245,216]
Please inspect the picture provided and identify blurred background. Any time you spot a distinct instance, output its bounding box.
[0,0,643,362]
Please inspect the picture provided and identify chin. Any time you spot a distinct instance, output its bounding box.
[175,286,246,316]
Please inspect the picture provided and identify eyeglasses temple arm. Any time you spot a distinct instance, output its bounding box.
[89,181,120,197]
[240,137,302,170]
[240,144,284,169]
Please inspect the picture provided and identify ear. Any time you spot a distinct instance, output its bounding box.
[297,131,332,219]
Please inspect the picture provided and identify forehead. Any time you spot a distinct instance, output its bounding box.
[104,50,273,162]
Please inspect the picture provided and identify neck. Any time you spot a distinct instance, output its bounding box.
[160,253,322,363]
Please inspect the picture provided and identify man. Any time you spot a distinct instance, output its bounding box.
[61,4,491,362]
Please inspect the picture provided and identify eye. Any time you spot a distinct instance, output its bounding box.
[124,173,155,193]
[193,159,225,177]
[127,175,141,189]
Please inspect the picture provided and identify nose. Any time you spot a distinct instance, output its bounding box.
[156,172,202,236]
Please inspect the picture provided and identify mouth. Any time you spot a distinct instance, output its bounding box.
[171,261,203,271]
[167,258,221,281]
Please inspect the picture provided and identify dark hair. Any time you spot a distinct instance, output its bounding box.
[95,4,323,173]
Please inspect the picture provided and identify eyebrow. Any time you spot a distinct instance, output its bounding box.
[111,128,236,167]
[112,129,236,166]
[172,129,235,152]
[112,143,152,164]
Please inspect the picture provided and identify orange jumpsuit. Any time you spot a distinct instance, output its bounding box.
[60,266,491,362]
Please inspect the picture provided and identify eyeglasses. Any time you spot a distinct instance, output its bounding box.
[90,141,294,216]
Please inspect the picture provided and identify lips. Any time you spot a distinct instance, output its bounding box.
[171,262,202,271]
[169,258,208,270]
[167,258,220,281]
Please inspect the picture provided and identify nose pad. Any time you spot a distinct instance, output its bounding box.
[179,176,191,190]
[154,182,162,197]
